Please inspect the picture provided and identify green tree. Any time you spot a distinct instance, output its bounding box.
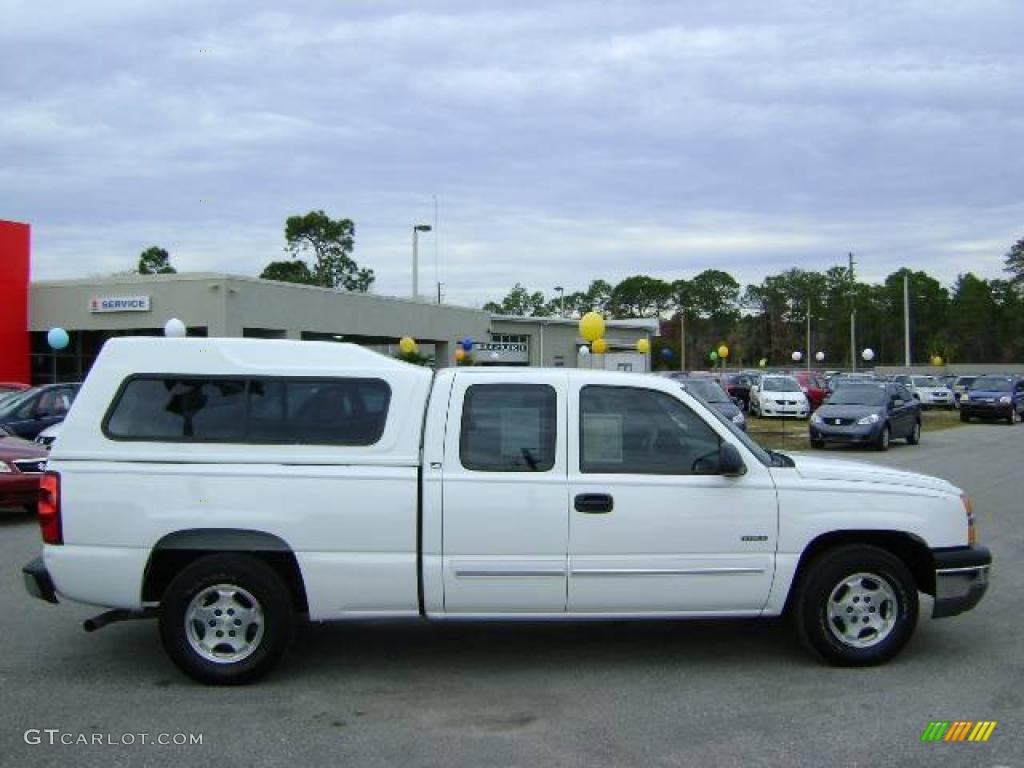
[137,246,176,275]
[260,259,315,285]
[482,283,550,316]
[282,210,373,291]
[608,275,672,318]
[1003,237,1024,285]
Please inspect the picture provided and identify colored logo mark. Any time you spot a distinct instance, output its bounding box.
[921,721,997,742]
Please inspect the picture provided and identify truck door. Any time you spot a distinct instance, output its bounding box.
[567,381,777,614]
[440,373,569,613]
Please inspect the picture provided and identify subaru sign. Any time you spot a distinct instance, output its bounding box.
[89,296,151,313]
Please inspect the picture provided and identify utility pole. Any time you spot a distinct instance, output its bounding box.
[848,252,856,372]
[437,282,443,304]
[903,272,911,368]
[680,313,686,372]
[806,296,812,372]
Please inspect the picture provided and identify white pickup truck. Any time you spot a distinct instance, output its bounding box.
[24,338,991,684]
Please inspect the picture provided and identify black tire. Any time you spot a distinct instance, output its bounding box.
[906,420,921,445]
[810,438,824,449]
[875,425,890,451]
[960,411,969,423]
[1007,409,1019,426]
[159,554,294,685]
[793,544,919,666]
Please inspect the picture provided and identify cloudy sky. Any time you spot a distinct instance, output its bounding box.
[2,0,1022,306]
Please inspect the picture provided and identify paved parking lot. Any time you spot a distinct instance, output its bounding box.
[2,423,1021,767]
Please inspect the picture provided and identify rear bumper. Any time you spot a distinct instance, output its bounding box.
[932,546,991,619]
[23,555,58,604]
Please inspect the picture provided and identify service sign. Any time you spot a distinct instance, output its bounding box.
[89,296,151,313]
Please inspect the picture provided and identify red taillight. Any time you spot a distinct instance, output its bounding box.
[38,471,62,545]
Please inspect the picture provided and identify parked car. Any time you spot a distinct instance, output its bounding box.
[672,376,747,431]
[0,382,31,409]
[792,370,829,410]
[24,338,990,683]
[0,425,49,513]
[34,422,62,450]
[810,382,921,450]
[902,375,954,409]
[960,376,1024,424]
[750,374,809,418]
[0,383,81,440]
[951,375,978,408]
[719,372,753,412]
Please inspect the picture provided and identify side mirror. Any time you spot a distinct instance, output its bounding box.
[719,443,746,477]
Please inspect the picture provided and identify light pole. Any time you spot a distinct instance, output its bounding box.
[412,224,432,300]
[848,252,857,372]
[553,286,565,317]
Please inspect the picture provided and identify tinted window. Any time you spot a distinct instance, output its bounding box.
[680,379,729,403]
[580,386,722,475]
[971,377,1012,392]
[105,377,390,444]
[827,385,886,406]
[460,384,556,472]
[762,377,801,392]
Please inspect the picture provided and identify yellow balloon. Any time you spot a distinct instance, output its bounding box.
[758,358,767,368]
[636,338,650,354]
[579,312,605,343]
[931,355,943,366]
[717,344,729,359]
[454,347,466,361]
[592,338,609,354]
[399,336,416,354]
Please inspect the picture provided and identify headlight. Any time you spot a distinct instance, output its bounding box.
[999,396,1011,404]
[811,413,823,425]
[0,461,11,473]
[731,412,745,425]
[856,413,880,425]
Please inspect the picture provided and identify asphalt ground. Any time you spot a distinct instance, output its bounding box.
[1,422,1020,767]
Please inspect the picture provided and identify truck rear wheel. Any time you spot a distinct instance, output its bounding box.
[159,554,294,685]
[794,544,918,666]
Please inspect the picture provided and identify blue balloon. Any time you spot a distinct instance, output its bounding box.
[660,347,673,359]
[462,336,474,352]
[47,327,69,351]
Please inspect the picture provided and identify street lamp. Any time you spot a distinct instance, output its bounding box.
[412,224,432,300]
[553,286,565,317]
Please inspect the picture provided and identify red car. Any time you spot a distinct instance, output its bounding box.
[0,425,48,513]
[793,370,830,410]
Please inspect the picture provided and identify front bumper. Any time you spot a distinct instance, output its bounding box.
[932,546,991,618]
[960,402,1012,419]
[759,403,808,418]
[809,422,881,444]
[23,555,58,604]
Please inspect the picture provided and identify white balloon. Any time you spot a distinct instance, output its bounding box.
[815,351,825,362]
[579,345,590,356]
[164,318,187,338]
[862,348,875,361]
[490,351,500,360]
[791,351,803,362]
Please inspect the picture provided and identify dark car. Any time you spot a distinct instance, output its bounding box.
[0,383,81,440]
[0,425,49,513]
[809,382,921,451]
[959,376,1024,424]
[673,377,747,431]
[719,373,753,412]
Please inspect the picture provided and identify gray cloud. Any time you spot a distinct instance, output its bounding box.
[2,0,1022,305]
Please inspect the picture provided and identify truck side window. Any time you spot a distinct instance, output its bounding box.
[580,386,721,475]
[460,384,556,472]
[105,378,247,440]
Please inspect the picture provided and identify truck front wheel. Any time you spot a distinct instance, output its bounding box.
[159,554,294,685]
[794,545,918,666]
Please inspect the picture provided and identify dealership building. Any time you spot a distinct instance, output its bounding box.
[22,272,656,384]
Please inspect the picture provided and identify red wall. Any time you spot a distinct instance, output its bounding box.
[0,220,31,384]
